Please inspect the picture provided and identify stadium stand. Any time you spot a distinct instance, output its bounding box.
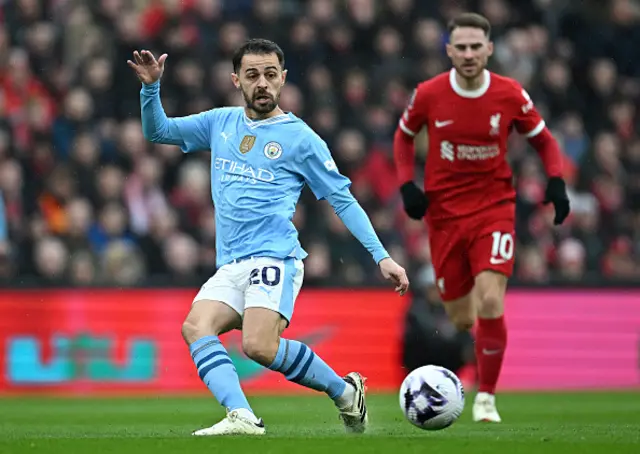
[0,0,638,286]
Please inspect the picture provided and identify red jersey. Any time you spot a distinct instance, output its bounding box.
[398,69,546,222]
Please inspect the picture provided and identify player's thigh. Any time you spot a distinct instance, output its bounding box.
[428,222,474,304]
[468,215,513,317]
[241,257,304,363]
[468,214,516,279]
[182,299,243,343]
[183,264,246,342]
[442,293,476,332]
[243,257,304,325]
[242,306,288,365]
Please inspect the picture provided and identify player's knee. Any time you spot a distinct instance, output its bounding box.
[242,334,278,367]
[181,313,224,344]
[450,314,475,332]
[181,318,201,344]
[181,320,196,344]
[477,292,504,318]
[475,271,507,318]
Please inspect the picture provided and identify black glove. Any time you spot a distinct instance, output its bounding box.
[543,177,570,225]
[400,181,429,220]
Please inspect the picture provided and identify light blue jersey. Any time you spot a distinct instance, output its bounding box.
[140,81,389,268]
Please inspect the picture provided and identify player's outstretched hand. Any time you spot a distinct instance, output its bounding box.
[379,258,410,296]
[127,50,167,85]
[400,182,428,220]
[543,177,570,225]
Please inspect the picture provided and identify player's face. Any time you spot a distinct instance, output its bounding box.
[446,27,493,79]
[232,53,286,115]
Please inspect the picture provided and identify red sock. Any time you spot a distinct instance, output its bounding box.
[475,316,507,395]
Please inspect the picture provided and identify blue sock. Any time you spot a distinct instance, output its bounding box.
[268,338,347,399]
[190,335,253,412]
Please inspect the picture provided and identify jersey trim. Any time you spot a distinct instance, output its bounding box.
[243,110,292,129]
[398,118,416,137]
[524,120,546,138]
[449,68,491,98]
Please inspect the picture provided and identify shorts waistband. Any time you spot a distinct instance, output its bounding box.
[229,256,257,264]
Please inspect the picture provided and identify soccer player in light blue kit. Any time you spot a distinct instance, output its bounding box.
[128,39,409,436]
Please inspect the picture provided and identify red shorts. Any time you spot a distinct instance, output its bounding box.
[427,205,515,302]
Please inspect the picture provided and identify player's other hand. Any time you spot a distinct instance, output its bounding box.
[400,182,428,220]
[543,177,570,225]
[127,50,167,85]
[379,258,410,296]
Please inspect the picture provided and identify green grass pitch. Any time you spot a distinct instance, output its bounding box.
[1,392,639,453]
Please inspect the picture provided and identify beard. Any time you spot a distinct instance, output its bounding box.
[455,59,486,80]
[242,87,279,114]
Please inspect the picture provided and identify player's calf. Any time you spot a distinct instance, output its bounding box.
[243,308,365,432]
[473,271,508,419]
[183,300,260,433]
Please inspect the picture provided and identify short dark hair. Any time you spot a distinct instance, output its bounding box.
[447,13,491,38]
[232,39,285,73]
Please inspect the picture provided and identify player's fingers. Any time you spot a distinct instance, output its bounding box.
[133,51,144,65]
[399,273,409,295]
[157,53,168,67]
[401,273,410,290]
[126,60,138,70]
[142,50,157,64]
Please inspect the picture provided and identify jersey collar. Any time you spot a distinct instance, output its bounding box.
[449,68,491,98]
[243,110,290,125]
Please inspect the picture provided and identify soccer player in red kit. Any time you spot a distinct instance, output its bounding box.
[393,13,570,422]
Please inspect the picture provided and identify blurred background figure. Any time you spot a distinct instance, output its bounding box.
[402,265,476,387]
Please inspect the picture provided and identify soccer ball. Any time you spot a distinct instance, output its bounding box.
[399,365,465,430]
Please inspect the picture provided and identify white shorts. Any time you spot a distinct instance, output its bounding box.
[193,257,304,322]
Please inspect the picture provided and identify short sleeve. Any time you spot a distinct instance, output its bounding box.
[512,84,546,138]
[398,84,428,137]
[297,133,351,200]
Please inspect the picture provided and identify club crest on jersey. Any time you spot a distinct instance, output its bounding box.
[264,141,283,160]
[239,135,256,154]
[489,113,501,136]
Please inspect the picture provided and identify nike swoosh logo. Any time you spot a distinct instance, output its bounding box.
[435,120,454,128]
[482,348,502,355]
[489,257,507,265]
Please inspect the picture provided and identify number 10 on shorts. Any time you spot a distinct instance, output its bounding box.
[490,231,514,265]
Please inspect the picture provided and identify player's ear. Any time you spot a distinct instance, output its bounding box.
[487,41,494,57]
[231,72,240,89]
[281,69,287,85]
[445,43,453,59]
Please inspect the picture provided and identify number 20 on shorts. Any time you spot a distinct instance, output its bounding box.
[490,231,514,265]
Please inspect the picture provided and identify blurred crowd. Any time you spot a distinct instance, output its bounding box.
[0,0,639,287]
